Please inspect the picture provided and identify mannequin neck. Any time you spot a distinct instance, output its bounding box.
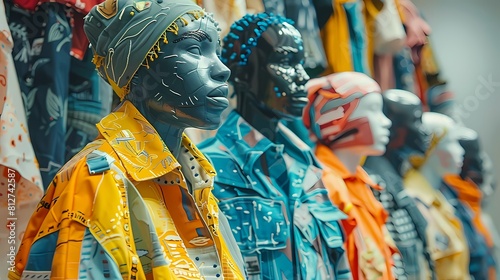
[131,100,185,159]
[235,89,280,142]
[334,148,362,175]
[419,162,443,189]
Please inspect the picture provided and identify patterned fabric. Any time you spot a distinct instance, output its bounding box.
[9,101,244,280]
[403,169,470,280]
[0,1,44,274]
[198,110,351,280]
[315,144,397,280]
[364,156,435,280]
[12,0,104,60]
[66,51,112,160]
[9,3,72,188]
[443,175,497,280]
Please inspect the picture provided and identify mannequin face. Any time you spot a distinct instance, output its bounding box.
[130,17,230,130]
[340,93,392,156]
[428,134,465,175]
[242,22,309,118]
[422,113,465,176]
[383,89,428,153]
[458,131,483,182]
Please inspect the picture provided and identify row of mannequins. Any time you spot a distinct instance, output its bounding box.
[5,0,497,279]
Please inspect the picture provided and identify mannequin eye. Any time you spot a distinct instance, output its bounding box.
[187,46,201,56]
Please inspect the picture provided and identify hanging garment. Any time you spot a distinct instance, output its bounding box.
[9,3,72,188]
[373,54,397,91]
[284,0,328,77]
[372,0,405,56]
[9,101,245,280]
[443,175,497,280]
[261,0,285,15]
[364,156,436,280]
[404,169,470,280]
[0,1,44,274]
[393,47,419,94]
[316,144,397,280]
[12,0,103,60]
[65,50,112,161]
[371,0,406,92]
[200,0,247,37]
[321,0,375,75]
[199,110,351,280]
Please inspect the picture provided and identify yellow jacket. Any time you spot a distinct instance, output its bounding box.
[404,169,470,280]
[9,101,245,280]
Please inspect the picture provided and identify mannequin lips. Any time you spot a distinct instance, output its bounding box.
[287,95,307,116]
[291,96,308,103]
[206,85,229,108]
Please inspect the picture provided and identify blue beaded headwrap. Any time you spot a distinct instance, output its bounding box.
[221,13,294,66]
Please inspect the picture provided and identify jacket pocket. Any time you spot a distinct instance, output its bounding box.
[217,196,290,253]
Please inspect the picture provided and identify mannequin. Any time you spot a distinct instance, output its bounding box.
[403,112,470,280]
[364,89,435,280]
[303,72,397,280]
[441,130,496,279]
[199,13,350,280]
[9,1,245,279]
[479,152,500,279]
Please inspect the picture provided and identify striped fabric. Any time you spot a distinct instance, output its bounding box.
[303,72,381,144]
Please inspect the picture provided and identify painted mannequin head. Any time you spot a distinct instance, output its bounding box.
[84,0,229,130]
[479,152,496,205]
[427,83,461,123]
[303,72,391,156]
[222,13,309,120]
[457,129,483,183]
[382,89,429,174]
[420,112,465,177]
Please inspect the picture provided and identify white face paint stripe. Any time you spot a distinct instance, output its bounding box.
[163,54,178,59]
[175,73,184,80]
[170,89,181,96]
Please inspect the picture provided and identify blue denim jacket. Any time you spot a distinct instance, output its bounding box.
[199,111,351,280]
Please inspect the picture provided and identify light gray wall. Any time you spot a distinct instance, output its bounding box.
[411,0,500,229]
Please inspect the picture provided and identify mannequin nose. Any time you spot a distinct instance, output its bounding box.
[295,64,309,85]
[211,61,231,83]
[382,115,392,129]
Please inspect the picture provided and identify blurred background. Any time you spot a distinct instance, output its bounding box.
[413,0,500,230]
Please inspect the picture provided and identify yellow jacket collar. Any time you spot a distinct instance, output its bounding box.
[96,100,216,181]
